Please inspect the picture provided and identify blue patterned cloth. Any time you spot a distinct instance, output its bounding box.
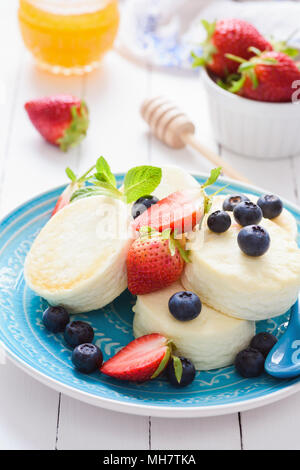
[117,0,300,72]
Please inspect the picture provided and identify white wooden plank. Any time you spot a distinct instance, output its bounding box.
[77,52,151,176]
[0,1,60,451]
[0,54,83,217]
[57,395,149,450]
[241,393,300,450]
[151,414,241,450]
[56,52,151,449]
[0,360,58,450]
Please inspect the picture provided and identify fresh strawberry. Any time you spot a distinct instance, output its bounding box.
[192,19,272,78]
[25,95,89,151]
[226,50,300,102]
[101,334,171,382]
[127,230,187,295]
[133,188,205,235]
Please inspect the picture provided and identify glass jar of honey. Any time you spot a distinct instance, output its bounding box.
[18,0,120,75]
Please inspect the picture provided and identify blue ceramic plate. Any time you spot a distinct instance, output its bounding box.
[0,173,299,418]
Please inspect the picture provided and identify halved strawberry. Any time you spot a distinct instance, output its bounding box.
[25,95,89,151]
[101,334,171,382]
[133,188,205,234]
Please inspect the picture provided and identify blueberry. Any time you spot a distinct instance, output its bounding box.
[223,194,250,211]
[235,347,265,378]
[207,210,231,233]
[167,356,196,387]
[72,343,103,374]
[257,194,283,219]
[168,291,202,322]
[42,306,70,333]
[237,225,270,257]
[250,332,277,358]
[233,201,262,226]
[131,195,159,219]
[64,321,94,349]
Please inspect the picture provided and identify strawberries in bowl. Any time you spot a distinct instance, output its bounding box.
[192,18,272,78]
[25,94,89,151]
[193,18,300,159]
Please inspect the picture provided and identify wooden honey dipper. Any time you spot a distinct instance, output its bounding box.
[141,96,249,183]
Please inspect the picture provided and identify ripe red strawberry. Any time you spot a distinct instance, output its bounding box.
[25,95,89,151]
[227,50,300,102]
[127,232,185,295]
[101,334,171,382]
[133,188,204,235]
[192,19,272,78]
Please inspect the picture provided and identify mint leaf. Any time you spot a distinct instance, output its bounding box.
[201,167,222,189]
[172,356,183,384]
[95,156,116,187]
[123,166,162,204]
[65,167,77,182]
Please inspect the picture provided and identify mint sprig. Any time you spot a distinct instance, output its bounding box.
[95,156,116,187]
[69,157,162,205]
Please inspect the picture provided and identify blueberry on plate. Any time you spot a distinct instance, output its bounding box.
[207,210,231,233]
[168,291,202,322]
[223,194,250,212]
[42,306,70,333]
[233,201,262,227]
[235,347,265,378]
[257,194,283,219]
[237,225,270,257]
[250,332,278,358]
[72,343,103,374]
[167,356,196,387]
[64,321,94,349]
[131,195,159,219]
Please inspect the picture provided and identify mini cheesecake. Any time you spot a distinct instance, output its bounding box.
[133,282,255,370]
[25,195,133,313]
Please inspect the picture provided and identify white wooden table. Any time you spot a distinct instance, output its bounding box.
[1,1,300,450]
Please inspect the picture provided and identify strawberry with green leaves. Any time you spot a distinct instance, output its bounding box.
[101,334,172,382]
[25,95,89,151]
[192,18,272,78]
[127,227,188,295]
[225,49,300,102]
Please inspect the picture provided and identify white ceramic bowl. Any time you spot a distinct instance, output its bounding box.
[202,68,300,159]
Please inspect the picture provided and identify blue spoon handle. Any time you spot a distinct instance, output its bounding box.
[265,300,300,378]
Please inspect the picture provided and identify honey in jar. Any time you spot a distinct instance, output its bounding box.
[18,0,120,75]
